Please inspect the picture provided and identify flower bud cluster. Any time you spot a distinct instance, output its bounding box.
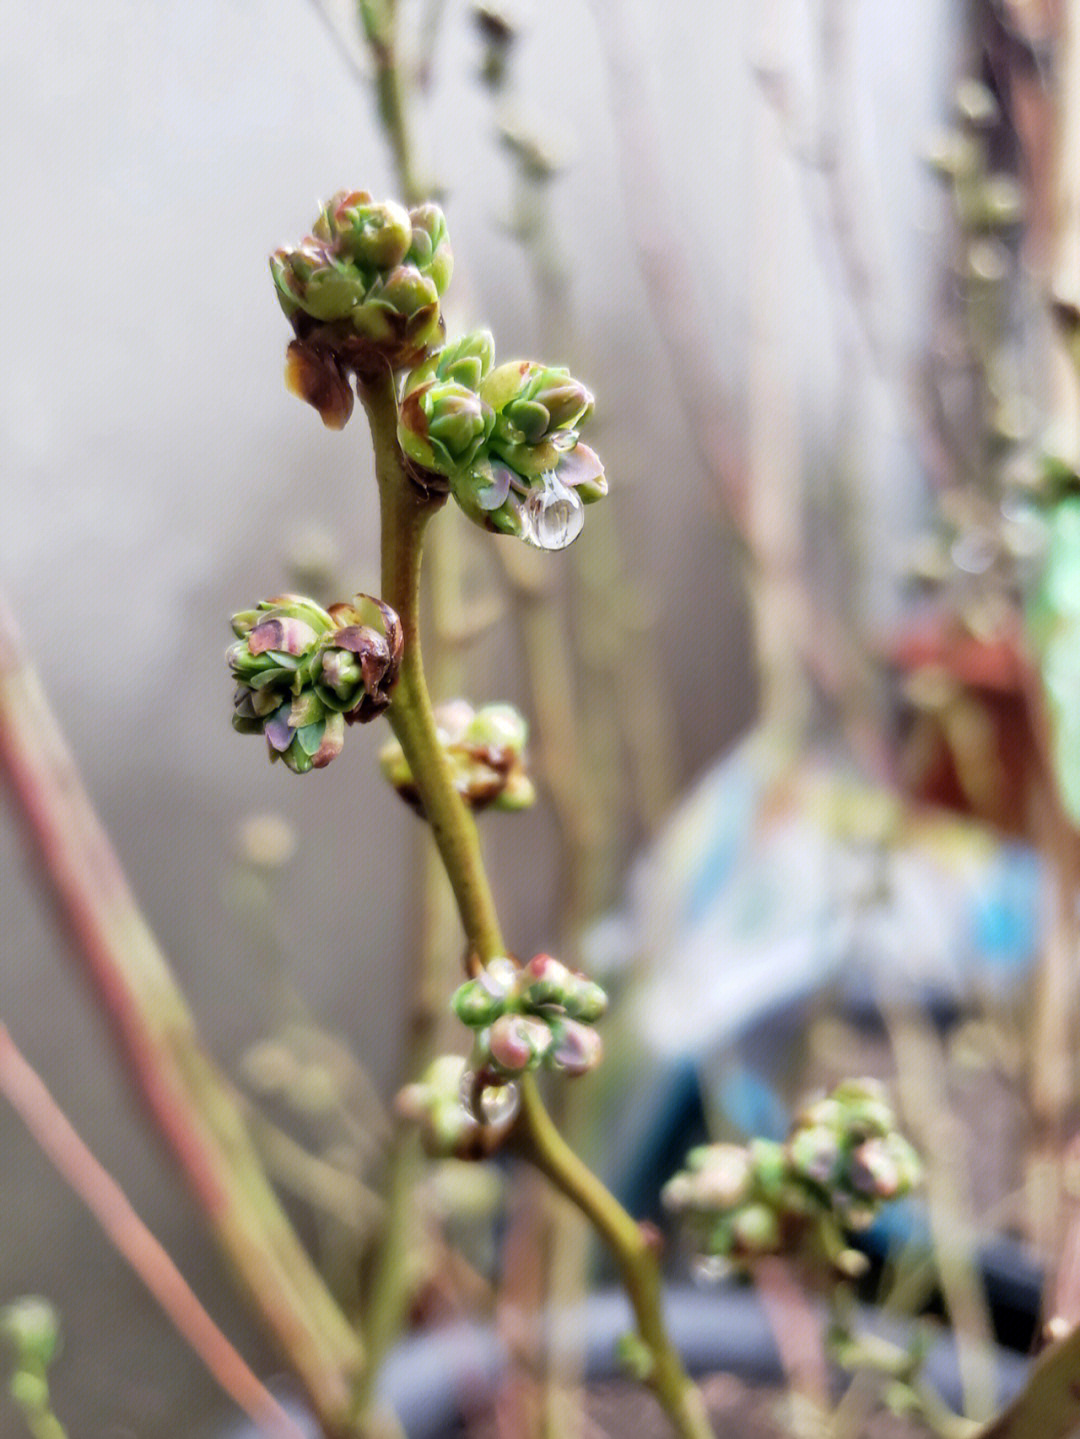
[452,953,606,1080]
[398,333,607,550]
[228,593,402,774]
[663,1079,921,1269]
[271,191,453,423]
[380,700,535,814]
[396,1055,485,1159]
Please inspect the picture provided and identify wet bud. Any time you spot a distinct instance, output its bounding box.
[448,358,606,548]
[482,361,593,473]
[487,1012,554,1073]
[227,593,401,772]
[450,456,527,539]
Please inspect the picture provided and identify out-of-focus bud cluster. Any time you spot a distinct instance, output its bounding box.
[380,700,535,814]
[663,1079,921,1272]
[396,1055,487,1159]
[452,953,607,1084]
[271,191,453,423]
[228,594,402,774]
[398,336,607,550]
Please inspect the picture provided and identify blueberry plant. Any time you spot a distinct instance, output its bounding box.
[231,187,711,1439]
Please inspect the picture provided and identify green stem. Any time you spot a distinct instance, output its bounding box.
[361,370,506,963]
[358,373,714,1439]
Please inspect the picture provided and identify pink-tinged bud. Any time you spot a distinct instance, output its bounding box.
[487,1013,552,1073]
[248,616,319,657]
[548,1018,602,1076]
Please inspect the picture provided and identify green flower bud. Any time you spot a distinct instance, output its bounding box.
[271,242,365,324]
[406,203,453,293]
[451,958,517,1027]
[788,1125,841,1187]
[433,349,604,546]
[561,976,608,1024]
[482,361,593,470]
[398,380,494,476]
[518,953,574,1008]
[313,190,412,268]
[465,701,527,752]
[697,1146,755,1212]
[748,1138,788,1201]
[404,330,496,395]
[450,457,527,539]
[271,193,454,397]
[1,1298,60,1371]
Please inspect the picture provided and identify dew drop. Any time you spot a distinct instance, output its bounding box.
[520,472,584,551]
[479,1081,520,1127]
[459,1067,520,1128]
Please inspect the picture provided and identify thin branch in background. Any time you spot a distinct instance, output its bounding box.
[589,0,892,775]
[0,1025,307,1439]
[304,0,372,90]
[587,0,750,536]
[0,591,364,1434]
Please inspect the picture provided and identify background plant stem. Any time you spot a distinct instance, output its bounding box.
[0,593,365,1439]
[0,1024,306,1439]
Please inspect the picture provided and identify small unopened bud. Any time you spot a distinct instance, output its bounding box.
[547,1017,602,1076]
[487,1013,553,1073]
[1,1298,60,1371]
[519,953,573,1007]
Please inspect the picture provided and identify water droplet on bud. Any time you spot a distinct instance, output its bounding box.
[459,1068,520,1128]
[520,472,584,551]
[479,1081,520,1126]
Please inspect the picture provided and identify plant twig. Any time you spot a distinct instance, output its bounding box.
[0,1024,307,1439]
[0,592,365,1438]
[359,370,715,1439]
